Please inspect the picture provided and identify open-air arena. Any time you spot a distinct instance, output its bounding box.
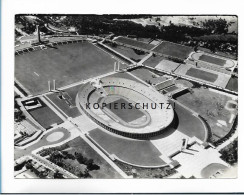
[14,15,238,179]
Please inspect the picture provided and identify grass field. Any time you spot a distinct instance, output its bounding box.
[129,68,160,83]
[199,54,226,66]
[106,98,144,123]
[225,77,238,92]
[165,85,179,93]
[186,68,218,82]
[115,37,155,50]
[143,55,165,67]
[47,84,83,118]
[89,128,166,167]
[153,41,193,59]
[15,42,122,95]
[104,43,148,62]
[176,87,234,142]
[172,101,207,141]
[28,101,63,129]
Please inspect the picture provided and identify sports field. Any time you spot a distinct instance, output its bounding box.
[199,54,226,66]
[153,41,193,60]
[89,128,166,167]
[143,55,165,67]
[186,68,218,82]
[105,98,144,123]
[165,85,179,93]
[15,42,122,95]
[28,102,63,129]
[114,37,155,50]
[104,43,148,62]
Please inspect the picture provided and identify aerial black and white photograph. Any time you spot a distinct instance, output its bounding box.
[14,15,238,179]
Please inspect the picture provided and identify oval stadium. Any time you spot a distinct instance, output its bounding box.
[76,77,174,139]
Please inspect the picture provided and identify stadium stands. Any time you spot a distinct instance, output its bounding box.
[77,77,174,139]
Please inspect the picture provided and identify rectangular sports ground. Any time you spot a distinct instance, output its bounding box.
[199,54,226,66]
[153,41,193,60]
[114,37,155,50]
[186,68,218,82]
[15,42,124,95]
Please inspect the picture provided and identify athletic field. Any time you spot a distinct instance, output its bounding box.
[114,37,155,50]
[199,54,226,66]
[186,68,218,82]
[153,41,193,60]
[15,42,123,95]
[105,98,145,123]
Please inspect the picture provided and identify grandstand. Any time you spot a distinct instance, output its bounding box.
[76,77,175,139]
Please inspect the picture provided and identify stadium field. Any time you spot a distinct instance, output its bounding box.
[115,37,155,50]
[28,102,63,129]
[15,42,124,95]
[199,54,226,66]
[105,98,145,123]
[186,68,218,82]
[89,128,166,167]
[153,41,193,60]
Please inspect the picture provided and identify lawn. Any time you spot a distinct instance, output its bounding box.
[176,87,234,142]
[47,84,83,118]
[225,77,238,92]
[15,42,122,95]
[199,54,226,66]
[115,37,155,50]
[28,101,63,129]
[172,101,207,141]
[104,43,148,62]
[129,68,160,83]
[186,68,218,82]
[153,41,193,60]
[89,128,166,167]
[165,85,179,93]
[143,55,165,67]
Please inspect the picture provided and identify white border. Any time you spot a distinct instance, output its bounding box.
[1,0,243,193]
